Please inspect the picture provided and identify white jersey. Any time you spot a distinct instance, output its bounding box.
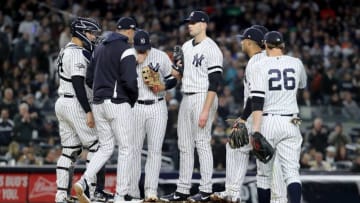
[135,47,173,100]
[250,55,307,114]
[181,37,223,92]
[57,42,93,100]
[244,51,267,105]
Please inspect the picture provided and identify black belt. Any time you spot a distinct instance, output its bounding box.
[263,113,297,117]
[183,92,197,95]
[137,98,164,105]
[63,95,74,98]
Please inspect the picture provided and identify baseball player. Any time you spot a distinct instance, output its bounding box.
[74,17,140,203]
[212,26,287,203]
[160,10,223,202]
[128,30,178,202]
[249,31,307,203]
[54,17,101,203]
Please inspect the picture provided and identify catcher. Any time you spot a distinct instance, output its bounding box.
[129,30,179,201]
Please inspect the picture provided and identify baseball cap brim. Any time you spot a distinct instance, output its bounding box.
[134,44,151,52]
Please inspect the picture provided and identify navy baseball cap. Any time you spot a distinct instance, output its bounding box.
[116,17,137,30]
[237,27,264,44]
[264,31,284,44]
[251,25,269,35]
[134,30,151,51]
[184,11,209,23]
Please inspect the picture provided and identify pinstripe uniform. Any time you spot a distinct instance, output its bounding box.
[225,52,266,199]
[55,42,98,202]
[75,31,139,201]
[249,55,307,199]
[129,48,174,198]
[176,37,223,194]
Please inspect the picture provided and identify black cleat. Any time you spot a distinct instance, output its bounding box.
[160,192,190,202]
[92,190,114,202]
[188,191,212,202]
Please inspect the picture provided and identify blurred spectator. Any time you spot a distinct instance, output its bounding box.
[17,11,40,45]
[0,108,14,147]
[12,33,32,63]
[350,156,360,172]
[300,153,312,169]
[306,117,329,156]
[3,141,21,166]
[335,144,349,162]
[13,102,37,146]
[43,149,59,165]
[342,91,360,120]
[325,146,336,170]
[165,99,179,141]
[17,145,41,165]
[0,88,18,119]
[327,122,351,148]
[309,152,332,171]
[58,27,71,48]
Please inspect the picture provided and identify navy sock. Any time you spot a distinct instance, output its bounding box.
[257,188,270,203]
[287,182,302,203]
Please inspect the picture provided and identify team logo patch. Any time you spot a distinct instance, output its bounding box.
[75,63,86,70]
[148,62,160,72]
[192,53,205,67]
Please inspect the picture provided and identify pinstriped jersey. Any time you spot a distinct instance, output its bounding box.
[244,51,267,106]
[250,55,307,114]
[181,37,223,92]
[135,47,174,100]
[57,42,93,100]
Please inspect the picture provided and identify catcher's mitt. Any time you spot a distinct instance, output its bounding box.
[229,121,249,148]
[172,45,184,75]
[141,65,162,93]
[250,132,274,163]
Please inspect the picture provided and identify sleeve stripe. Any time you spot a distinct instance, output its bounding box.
[208,68,223,74]
[250,93,265,98]
[121,48,136,61]
[208,65,222,70]
[251,90,265,94]
[165,75,175,80]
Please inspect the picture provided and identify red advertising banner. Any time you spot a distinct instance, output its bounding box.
[0,174,28,203]
[27,173,117,203]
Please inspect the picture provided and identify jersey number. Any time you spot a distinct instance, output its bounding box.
[268,68,295,90]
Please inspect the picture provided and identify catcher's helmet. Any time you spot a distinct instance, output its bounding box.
[71,17,101,51]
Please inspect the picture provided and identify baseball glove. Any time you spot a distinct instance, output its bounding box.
[141,65,162,93]
[250,132,274,163]
[229,121,249,148]
[172,45,184,75]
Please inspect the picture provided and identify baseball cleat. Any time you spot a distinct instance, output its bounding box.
[160,191,190,202]
[188,191,211,202]
[92,190,114,202]
[210,191,228,202]
[74,178,91,203]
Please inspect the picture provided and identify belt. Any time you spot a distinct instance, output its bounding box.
[137,97,164,105]
[183,92,197,95]
[263,113,297,117]
[62,95,74,98]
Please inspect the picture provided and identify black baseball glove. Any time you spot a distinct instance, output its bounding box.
[172,45,184,75]
[229,121,249,148]
[250,132,274,163]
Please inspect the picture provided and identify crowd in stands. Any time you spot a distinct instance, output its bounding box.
[0,0,359,173]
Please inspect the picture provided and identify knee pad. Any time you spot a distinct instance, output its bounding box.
[86,140,99,163]
[57,145,80,194]
[61,145,82,163]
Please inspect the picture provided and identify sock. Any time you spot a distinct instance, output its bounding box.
[257,188,270,203]
[287,182,301,203]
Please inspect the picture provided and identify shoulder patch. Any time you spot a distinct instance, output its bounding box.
[75,63,86,70]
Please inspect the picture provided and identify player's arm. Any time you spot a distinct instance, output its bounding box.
[199,69,222,128]
[298,59,307,89]
[249,63,266,132]
[119,48,138,107]
[159,52,178,91]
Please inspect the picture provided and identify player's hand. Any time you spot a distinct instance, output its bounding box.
[86,112,95,128]
[198,110,209,128]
